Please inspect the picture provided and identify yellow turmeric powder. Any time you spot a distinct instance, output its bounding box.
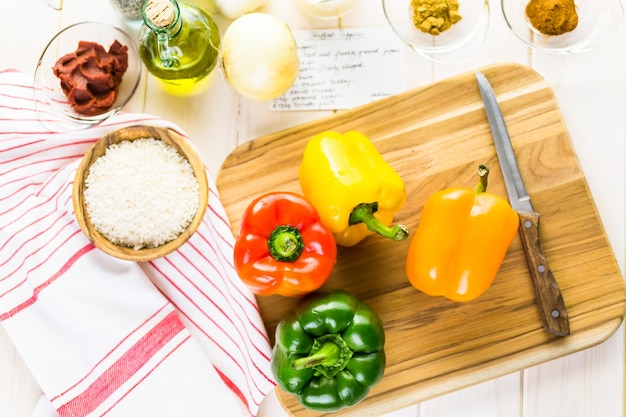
[411,0,462,36]
[525,0,578,36]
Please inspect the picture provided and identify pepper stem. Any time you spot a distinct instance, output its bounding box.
[291,334,354,378]
[291,342,341,370]
[349,202,409,241]
[268,225,304,262]
[475,164,489,194]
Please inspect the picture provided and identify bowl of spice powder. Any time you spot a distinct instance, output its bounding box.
[502,0,624,52]
[72,125,209,262]
[383,0,490,63]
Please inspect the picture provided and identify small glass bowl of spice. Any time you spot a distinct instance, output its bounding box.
[502,0,625,53]
[383,0,490,63]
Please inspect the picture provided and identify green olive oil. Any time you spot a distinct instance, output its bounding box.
[139,0,220,96]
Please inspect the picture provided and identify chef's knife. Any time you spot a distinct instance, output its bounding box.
[475,71,570,337]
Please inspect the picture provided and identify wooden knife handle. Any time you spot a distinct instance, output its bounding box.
[517,211,570,336]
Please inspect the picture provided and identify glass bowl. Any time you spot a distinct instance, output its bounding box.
[383,0,490,63]
[296,0,359,19]
[502,0,625,53]
[34,22,141,131]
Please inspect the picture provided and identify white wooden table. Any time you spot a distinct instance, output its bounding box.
[1,1,624,416]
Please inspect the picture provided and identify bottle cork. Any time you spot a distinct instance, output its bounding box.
[145,0,176,27]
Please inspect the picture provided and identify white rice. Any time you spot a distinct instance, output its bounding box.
[84,138,200,250]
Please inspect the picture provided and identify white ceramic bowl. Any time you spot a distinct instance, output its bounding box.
[383,0,490,63]
[502,0,625,53]
[34,22,141,131]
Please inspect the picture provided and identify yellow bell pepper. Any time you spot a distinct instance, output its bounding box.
[405,165,519,302]
[298,130,408,247]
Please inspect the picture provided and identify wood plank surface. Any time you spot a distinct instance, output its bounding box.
[215,63,626,417]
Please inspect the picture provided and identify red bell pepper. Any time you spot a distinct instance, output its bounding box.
[233,191,337,297]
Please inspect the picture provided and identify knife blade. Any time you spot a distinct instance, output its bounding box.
[475,71,570,337]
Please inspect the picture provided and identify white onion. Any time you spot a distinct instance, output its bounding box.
[220,13,300,101]
[213,0,267,18]
[186,0,218,14]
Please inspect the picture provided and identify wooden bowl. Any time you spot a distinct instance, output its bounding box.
[72,125,208,261]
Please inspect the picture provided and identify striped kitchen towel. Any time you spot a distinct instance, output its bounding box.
[0,69,276,417]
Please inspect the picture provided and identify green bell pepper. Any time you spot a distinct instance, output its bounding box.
[271,290,386,412]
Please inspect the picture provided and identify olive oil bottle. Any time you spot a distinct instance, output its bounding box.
[139,0,220,96]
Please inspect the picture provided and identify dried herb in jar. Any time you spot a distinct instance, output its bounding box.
[525,0,578,36]
[109,0,144,21]
[411,0,463,35]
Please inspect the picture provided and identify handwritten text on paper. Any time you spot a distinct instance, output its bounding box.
[270,27,407,111]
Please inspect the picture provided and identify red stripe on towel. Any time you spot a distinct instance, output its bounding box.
[214,367,250,412]
[56,310,186,417]
[99,334,192,417]
[49,302,171,402]
[0,243,94,319]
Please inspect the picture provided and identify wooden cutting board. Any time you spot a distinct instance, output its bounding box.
[216,63,626,417]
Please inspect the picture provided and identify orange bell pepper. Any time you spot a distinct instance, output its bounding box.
[405,165,519,302]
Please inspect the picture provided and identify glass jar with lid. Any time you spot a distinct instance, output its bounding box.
[110,0,144,21]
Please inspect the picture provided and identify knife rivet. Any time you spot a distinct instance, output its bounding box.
[524,220,532,228]
[552,309,560,318]
[538,265,545,273]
